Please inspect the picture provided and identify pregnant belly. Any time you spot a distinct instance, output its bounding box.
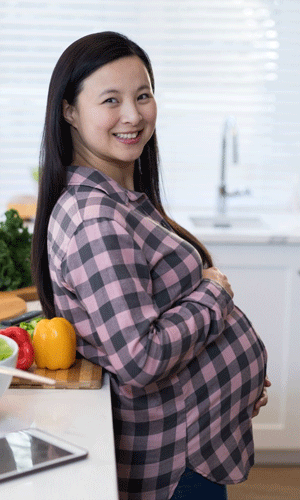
[185,305,267,451]
[182,306,268,483]
[194,305,267,415]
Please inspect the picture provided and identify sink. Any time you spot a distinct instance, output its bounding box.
[190,215,267,229]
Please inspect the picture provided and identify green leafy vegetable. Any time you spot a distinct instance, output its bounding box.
[0,337,13,360]
[19,317,43,339]
[0,209,33,291]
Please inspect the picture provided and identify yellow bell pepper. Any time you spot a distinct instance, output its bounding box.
[32,317,76,370]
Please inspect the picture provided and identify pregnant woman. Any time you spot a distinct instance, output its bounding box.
[31,31,269,500]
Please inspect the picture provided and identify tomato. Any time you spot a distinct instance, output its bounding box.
[1,326,35,370]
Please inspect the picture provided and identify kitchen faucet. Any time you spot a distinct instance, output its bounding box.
[217,116,250,215]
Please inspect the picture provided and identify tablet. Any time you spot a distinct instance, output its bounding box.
[0,428,88,483]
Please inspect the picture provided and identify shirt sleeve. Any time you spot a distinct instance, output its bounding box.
[62,218,234,387]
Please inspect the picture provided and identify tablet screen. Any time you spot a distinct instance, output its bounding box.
[0,429,88,482]
[0,430,72,474]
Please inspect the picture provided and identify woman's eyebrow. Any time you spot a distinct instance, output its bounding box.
[99,84,151,97]
[137,85,151,91]
[99,88,120,97]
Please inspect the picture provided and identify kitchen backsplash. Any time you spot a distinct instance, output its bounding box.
[162,163,300,213]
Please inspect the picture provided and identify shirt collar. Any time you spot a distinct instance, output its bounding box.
[66,165,146,205]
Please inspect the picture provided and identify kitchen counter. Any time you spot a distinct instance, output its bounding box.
[169,210,300,244]
[0,372,119,500]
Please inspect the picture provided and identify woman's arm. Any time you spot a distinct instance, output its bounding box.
[61,218,234,388]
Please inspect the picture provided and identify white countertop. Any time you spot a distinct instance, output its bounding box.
[0,301,118,499]
[0,375,118,500]
[169,209,300,244]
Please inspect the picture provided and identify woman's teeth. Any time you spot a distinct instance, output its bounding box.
[115,132,139,139]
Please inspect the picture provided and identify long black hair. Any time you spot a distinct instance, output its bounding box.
[31,31,212,318]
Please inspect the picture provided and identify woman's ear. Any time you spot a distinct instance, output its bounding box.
[62,99,76,126]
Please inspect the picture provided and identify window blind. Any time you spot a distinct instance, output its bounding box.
[0,0,299,214]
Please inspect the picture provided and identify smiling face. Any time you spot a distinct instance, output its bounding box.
[63,55,157,189]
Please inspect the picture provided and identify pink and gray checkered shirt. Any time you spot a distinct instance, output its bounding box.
[48,166,267,500]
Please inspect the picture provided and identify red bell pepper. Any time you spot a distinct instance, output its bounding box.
[1,326,35,370]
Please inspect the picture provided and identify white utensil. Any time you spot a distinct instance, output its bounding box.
[0,366,56,385]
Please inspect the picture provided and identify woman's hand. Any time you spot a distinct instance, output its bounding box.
[252,376,272,418]
[202,267,234,298]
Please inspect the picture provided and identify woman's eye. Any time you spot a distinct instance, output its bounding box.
[103,97,118,104]
[138,93,150,101]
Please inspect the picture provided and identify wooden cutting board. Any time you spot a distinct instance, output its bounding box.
[10,358,103,389]
[0,285,38,302]
[0,295,27,322]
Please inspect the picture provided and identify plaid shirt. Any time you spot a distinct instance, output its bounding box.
[48,166,267,500]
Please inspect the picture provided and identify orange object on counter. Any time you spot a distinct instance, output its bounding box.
[32,317,76,370]
[7,194,37,220]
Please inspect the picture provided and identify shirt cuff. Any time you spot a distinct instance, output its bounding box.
[188,278,234,319]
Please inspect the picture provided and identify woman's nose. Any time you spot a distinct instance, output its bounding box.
[120,102,142,125]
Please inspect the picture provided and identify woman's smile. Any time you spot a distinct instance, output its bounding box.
[113,130,142,143]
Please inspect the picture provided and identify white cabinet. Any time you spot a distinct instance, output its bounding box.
[207,243,300,451]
